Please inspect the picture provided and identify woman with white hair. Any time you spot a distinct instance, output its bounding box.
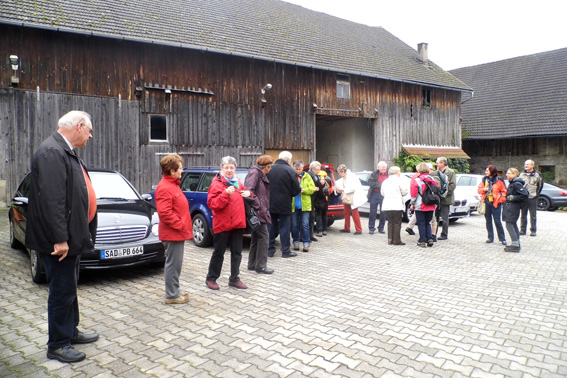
[380,166,408,245]
[205,156,251,290]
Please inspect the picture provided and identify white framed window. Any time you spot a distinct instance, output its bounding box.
[337,74,350,99]
[149,114,167,142]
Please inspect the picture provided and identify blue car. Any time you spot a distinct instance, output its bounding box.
[149,167,248,247]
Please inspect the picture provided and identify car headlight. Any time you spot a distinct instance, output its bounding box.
[151,224,159,236]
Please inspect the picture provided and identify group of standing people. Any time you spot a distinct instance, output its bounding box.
[478,160,542,253]
[24,108,547,365]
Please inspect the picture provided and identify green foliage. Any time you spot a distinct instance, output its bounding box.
[542,171,555,184]
[393,150,470,173]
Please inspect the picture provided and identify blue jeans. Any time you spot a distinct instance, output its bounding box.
[368,192,386,232]
[41,254,81,349]
[484,202,506,242]
[416,210,434,243]
[291,209,310,245]
[268,213,292,256]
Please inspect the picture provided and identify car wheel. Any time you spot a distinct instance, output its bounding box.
[29,249,46,284]
[326,217,335,227]
[9,218,22,249]
[192,214,213,248]
[403,202,412,223]
[537,196,551,211]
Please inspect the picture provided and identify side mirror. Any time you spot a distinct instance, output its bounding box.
[141,193,153,202]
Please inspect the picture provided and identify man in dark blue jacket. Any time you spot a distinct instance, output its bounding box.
[26,111,99,363]
[266,151,301,258]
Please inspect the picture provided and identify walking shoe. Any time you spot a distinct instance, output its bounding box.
[247,266,255,271]
[310,236,318,242]
[302,244,309,252]
[229,280,248,289]
[70,332,99,344]
[417,241,427,248]
[427,239,434,247]
[322,232,327,236]
[354,231,362,235]
[405,228,415,235]
[316,232,323,237]
[206,280,219,290]
[393,242,406,246]
[504,245,520,253]
[432,235,437,242]
[339,229,350,233]
[293,243,300,251]
[501,241,507,246]
[165,295,190,304]
[519,231,526,236]
[369,230,375,235]
[486,239,493,243]
[530,232,536,237]
[438,236,448,240]
[282,252,297,258]
[47,346,86,363]
[378,229,385,234]
[256,267,274,274]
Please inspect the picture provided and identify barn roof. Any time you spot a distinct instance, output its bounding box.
[0,0,470,92]
[450,48,567,140]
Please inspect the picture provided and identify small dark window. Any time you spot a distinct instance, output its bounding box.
[337,74,350,99]
[422,89,431,107]
[150,114,167,141]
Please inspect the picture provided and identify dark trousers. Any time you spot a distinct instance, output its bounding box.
[484,202,506,242]
[41,253,81,349]
[520,197,538,233]
[207,228,244,282]
[416,210,434,243]
[268,213,292,256]
[315,205,328,233]
[506,222,521,246]
[368,192,386,232]
[385,210,403,244]
[248,223,269,271]
[437,204,450,238]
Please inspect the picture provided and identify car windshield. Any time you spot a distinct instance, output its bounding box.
[90,172,140,200]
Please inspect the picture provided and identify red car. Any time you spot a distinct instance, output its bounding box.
[303,163,344,226]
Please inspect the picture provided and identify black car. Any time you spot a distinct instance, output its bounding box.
[9,169,165,283]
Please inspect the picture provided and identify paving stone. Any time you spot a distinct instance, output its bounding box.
[2,209,567,376]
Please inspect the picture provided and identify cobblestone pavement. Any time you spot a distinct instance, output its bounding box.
[1,207,567,377]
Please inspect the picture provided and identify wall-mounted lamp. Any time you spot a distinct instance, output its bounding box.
[261,83,272,95]
[261,83,272,107]
[312,103,318,111]
[9,55,19,86]
[164,89,172,94]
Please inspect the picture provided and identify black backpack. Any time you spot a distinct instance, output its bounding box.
[417,177,441,206]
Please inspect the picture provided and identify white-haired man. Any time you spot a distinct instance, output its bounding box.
[519,159,543,237]
[267,151,301,258]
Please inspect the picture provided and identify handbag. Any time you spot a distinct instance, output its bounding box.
[477,200,486,215]
[342,192,354,205]
[243,196,261,233]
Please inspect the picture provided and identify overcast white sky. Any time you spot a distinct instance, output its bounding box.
[282,0,567,71]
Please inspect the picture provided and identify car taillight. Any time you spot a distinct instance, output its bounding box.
[559,190,567,196]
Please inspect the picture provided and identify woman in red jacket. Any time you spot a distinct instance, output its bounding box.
[205,156,251,290]
[410,162,439,247]
[155,154,193,304]
[477,165,507,245]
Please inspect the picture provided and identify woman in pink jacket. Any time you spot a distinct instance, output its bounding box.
[410,162,438,248]
[155,154,193,304]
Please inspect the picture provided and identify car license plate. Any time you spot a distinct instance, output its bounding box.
[101,246,144,259]
[454,207,463,213]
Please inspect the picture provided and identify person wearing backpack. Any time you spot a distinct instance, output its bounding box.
[410,162,439,247]
[434,157,456,240]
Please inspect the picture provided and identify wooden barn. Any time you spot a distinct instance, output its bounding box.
[0,0,471,204]
[450,48,567,185]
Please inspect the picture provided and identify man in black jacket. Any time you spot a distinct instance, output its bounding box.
[267,151,301,258]
[26,111,99,363]
[368,161,388,234]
